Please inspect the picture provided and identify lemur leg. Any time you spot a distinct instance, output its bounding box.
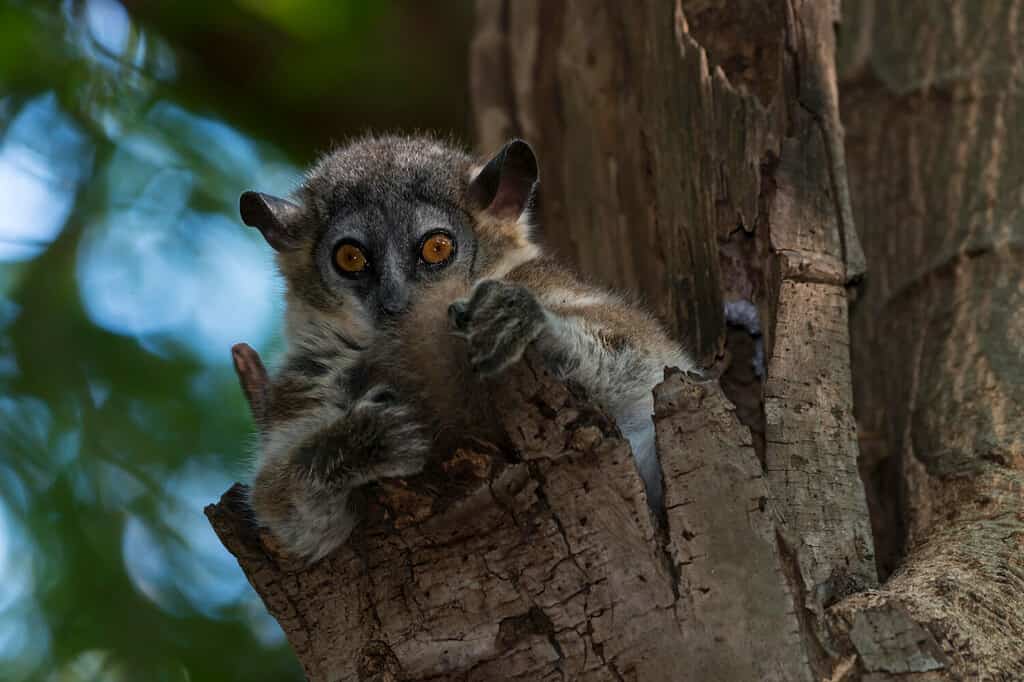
[233,344,428,561]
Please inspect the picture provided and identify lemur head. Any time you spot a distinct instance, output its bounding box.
[239,135,538,331]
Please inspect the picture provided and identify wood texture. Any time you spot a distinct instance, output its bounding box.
[654,371,809,682]
[209,358,774,681]
[209,353,817,680]
[834,1,1024,677]
[472,2,874,678]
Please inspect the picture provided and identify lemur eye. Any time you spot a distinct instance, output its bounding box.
[421,232,454,265]
[334,243,368,274]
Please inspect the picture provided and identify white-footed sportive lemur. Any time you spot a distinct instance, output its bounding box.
[239,136,694,561]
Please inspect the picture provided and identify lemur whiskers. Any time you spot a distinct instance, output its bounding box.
[239,135,693,561]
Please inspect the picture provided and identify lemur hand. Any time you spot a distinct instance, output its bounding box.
[299,384,428,488]
[247,380,429,562]
[448,280,547,376]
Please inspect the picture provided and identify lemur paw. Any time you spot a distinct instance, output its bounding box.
[300,385,429,488]
[448,280,547,376]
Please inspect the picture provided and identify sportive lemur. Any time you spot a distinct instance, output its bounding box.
[239,135,694,561]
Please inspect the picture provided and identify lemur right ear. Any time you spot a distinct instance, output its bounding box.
[467,139,538,220]
[239,191,303,252]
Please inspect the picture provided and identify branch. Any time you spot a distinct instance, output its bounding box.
[207,347,810,681]
[231,343,269,423]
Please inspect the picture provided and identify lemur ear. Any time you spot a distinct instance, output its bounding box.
[239,191,303,252]
[467,139,538,220]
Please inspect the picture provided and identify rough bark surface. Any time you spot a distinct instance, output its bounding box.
[209,357,800,681]
[654,372,809,681]
[472,0,875,677]
[833,1,1024,678]
[205,0,1023,680]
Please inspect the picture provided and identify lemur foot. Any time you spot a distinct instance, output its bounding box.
[448,280,546,376]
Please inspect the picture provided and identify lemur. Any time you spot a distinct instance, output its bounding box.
[239,136,693,561]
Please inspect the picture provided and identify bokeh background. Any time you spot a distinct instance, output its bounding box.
[0,1,472,679]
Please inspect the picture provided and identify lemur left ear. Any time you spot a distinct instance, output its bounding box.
[467,139,538,220]
[239,191,303,252]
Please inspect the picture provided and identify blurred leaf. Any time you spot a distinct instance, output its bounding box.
[0,0,471,679]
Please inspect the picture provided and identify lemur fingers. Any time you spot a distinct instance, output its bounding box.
[294,385,428,489]
[449,280,547,377]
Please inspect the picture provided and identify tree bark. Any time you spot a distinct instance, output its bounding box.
[472,1,875,677]
[207,0,1023,680]
[831,1,1024,678]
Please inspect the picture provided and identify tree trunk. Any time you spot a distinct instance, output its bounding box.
[207,1,1024,680]
[831,1,1024,678]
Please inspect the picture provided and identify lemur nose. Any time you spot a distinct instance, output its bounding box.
[378,281,410,316]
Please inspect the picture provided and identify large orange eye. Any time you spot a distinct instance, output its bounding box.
[421,233,454,265]
[334,243,368,273]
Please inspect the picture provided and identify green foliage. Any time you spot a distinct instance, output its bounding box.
[0,1,470,679]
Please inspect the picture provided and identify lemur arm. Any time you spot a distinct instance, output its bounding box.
[449,263,692,509]
[240,328,428,562]
[452,258,691,399]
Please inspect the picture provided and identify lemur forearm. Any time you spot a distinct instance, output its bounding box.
[499,259,692,410]
[536,306,688,510]
[256,324,362,461]
[491,263,692,510]
[541,307,687,389]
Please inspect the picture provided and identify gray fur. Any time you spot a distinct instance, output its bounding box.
[245,134,693,562]
[536,307,690,511]
[283,135,480,324]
